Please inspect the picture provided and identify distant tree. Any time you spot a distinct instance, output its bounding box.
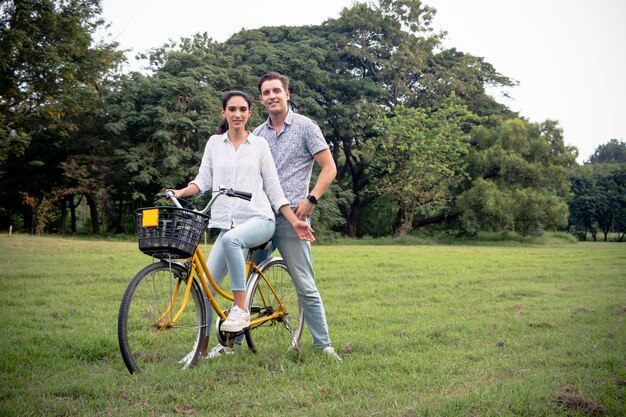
[0,0,571,238]
[568,163,626,241]
[571,140,626,241]
[0,0,123,232]
[227,0,515,237]
[568,167,599,240]
[587,139,626,164]
[456,118,576,236]
[364,97,477,237]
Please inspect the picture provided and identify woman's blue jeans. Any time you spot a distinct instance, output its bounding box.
[204,217,275,338]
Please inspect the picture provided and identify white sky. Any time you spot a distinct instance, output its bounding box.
[101,0,626,163]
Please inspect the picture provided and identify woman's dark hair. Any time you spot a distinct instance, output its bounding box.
[216,90,253,134]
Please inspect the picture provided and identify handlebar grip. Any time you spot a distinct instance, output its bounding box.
[233,190,252,201]
[225,188,252,201]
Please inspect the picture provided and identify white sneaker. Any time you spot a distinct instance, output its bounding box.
[207,343,234,358]
[322,346,342,361]
[220,305,250,332]
[178,350,195,365]
[178,343,235,364]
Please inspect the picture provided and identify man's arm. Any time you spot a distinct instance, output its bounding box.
[294,149,337,220]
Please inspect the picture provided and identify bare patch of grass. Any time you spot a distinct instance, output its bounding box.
[555,391,608,416]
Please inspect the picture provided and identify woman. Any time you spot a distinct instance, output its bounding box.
[170,90,314,357]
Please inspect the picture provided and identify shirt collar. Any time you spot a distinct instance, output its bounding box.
[221,131,253,144]
[264,108,293,129]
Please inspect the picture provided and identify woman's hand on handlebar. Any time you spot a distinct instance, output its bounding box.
[164,189,180,199]
[165,184,200,200]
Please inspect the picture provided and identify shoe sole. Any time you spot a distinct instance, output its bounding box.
[220,323,249,333]
[208,351,234,358]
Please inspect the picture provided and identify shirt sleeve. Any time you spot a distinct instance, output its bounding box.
[189,135,214,193]
[259,141,290,213]
[305,119,329,156]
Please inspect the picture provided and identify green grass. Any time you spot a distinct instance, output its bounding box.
[0,234,624,416]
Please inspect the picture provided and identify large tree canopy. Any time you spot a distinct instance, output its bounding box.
[1,0,597,240]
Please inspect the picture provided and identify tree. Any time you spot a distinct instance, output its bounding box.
[0,0,123,232]
[456,118,576,236]
[364,97,476,237]
[568,166,599,240]
[587,139,626,164]
[1,0,573,238]
[570,139,626,241]
[569,163,626,241]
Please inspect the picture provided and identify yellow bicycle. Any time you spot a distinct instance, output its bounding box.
[117,188,303,374]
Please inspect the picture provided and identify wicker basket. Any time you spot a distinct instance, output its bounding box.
[136,207,209,259]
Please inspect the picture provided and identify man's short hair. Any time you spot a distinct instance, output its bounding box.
[257,72,290,94]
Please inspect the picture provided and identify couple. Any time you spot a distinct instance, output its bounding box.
[170,72,340,361]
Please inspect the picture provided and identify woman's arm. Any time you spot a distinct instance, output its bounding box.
[169,183,201,199]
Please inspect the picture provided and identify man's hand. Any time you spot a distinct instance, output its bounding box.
[294,199,315,220]
[291,220,316,242]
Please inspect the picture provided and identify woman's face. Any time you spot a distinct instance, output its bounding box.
[221,95,251,130]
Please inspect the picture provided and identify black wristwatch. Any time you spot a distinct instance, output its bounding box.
[306,194,318,205]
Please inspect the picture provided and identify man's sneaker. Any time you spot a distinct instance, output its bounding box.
[178,343,235,364]
[220,305,250,332]
[322,346,342,361]
[207,343,234,358]
[178,350,197,365]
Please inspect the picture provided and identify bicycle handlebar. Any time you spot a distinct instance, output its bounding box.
[157,186,252,215]
[225,189,252,201]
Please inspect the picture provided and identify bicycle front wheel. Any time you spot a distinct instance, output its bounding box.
[244,258,303,354]
[118,262,207,374]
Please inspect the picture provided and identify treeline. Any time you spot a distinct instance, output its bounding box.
[1,0,625,240]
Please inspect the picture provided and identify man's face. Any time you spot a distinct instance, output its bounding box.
[259,79,290,116]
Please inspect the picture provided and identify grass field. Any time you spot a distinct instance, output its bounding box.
[0,234,624,416]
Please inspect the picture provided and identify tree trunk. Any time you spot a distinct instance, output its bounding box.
[85,193,100,234]
[393,203,415,238]
[70,204,77,233]
[60,197,67,234]
[601,218,611,242]
[115,199,124,233]
[588,226,597,241]
[70,194,83,234]
[344,203,359,237]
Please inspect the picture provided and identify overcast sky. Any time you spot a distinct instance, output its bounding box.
[101,0,626,163]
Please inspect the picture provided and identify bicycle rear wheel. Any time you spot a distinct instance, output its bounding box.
[244,258,303,354]
[118,262,206,374]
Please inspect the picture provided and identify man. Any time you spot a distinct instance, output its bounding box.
[204,72,340,361]
[252,72,340,360]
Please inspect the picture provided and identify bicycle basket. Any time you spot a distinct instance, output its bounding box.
[136,207,209,259]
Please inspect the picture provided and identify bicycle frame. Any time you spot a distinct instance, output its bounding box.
[150,188,289,333]
[159,240,286,330]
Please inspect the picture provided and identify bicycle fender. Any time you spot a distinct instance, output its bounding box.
[254,256,285,272]
[157,259,191,275]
